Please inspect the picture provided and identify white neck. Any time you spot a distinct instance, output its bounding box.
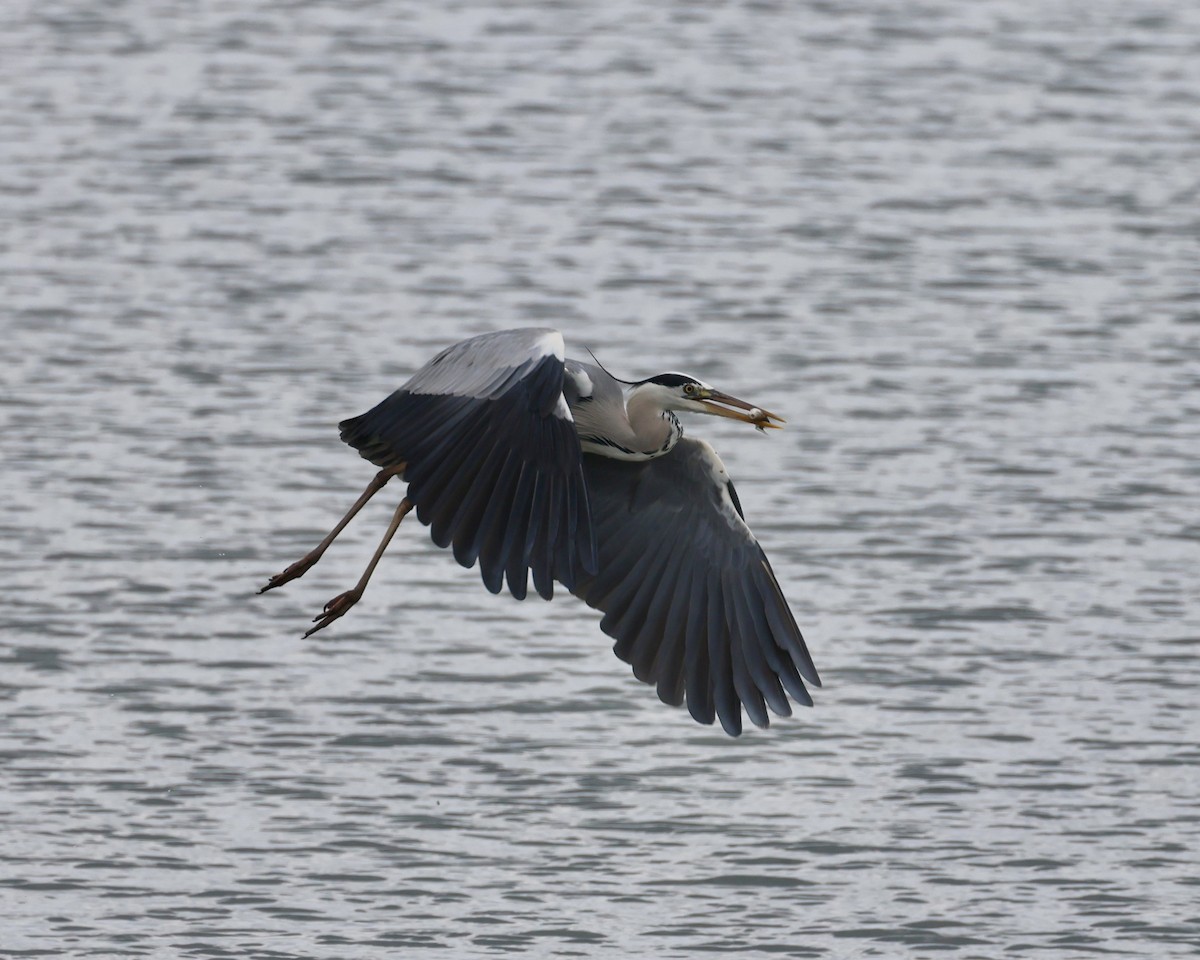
[575,384,684,461]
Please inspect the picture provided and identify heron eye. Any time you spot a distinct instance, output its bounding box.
[683,383,697,396]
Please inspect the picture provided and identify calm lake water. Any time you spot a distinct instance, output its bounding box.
[3,1,1199,957]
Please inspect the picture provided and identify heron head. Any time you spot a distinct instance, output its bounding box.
[638,373,785,430]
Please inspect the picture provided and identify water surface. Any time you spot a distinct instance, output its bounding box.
[2,1,1199,956]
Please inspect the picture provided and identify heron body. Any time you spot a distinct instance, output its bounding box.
[262,328,819,735]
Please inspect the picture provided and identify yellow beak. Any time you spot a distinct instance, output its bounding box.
[697,391,786,429]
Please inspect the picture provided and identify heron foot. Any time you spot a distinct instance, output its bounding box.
[304,588,362,638]
[259,553,320,594]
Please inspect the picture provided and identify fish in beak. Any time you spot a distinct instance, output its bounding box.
[697,390,786,431]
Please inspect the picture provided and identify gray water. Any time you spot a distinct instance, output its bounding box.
[3,1,1199,956]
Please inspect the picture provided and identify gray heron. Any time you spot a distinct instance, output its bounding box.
[260,328,819,735]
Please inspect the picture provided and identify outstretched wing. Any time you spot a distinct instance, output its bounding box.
[339,328,596,600]
[567,437,819,735]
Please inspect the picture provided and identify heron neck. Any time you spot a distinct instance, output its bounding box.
[625,390,683,457]
[572,383,684,461]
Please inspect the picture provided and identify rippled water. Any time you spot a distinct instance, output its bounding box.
[3,1,1199,956]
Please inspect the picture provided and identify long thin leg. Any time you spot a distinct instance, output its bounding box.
[259,464,405,594]
[305,497,413,638]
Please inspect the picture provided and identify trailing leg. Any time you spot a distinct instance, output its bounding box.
[305,497,414,638]
[259,464,405,594]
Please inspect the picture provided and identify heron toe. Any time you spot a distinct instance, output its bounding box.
[304,588,363,638]
[259,554,319,594]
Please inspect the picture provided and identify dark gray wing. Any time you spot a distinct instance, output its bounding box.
[339,328,596,600]
[566,437,819,735]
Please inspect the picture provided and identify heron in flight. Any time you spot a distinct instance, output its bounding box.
[260,328,819,735]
